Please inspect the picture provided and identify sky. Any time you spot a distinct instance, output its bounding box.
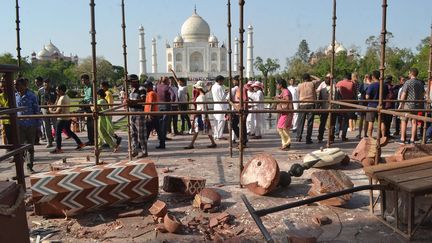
[1,0,431,76]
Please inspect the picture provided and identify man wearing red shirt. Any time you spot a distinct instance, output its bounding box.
[336,72,357,141]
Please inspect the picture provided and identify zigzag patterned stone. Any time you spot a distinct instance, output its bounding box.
[30,159,158,216]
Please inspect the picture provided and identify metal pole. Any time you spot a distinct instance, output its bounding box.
[227,0,233,158]
[422,24,432,144]
[327,0,336,148]
[4,71,26,187]
[375,0,387,163]
[15,0,22,70]
[89,0,99,164]
[121,0,133,160]
[238,0,245,187]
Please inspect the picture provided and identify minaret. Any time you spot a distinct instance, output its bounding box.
[246,25,254,78]
[138,25,147,77]
[233,37,239,72]
[151,38,157,73]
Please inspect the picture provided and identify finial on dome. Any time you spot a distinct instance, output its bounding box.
[194,4,196,14]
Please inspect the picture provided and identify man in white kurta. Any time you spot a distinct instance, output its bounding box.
[211,75,228,140]
[252,81,264,138]
[288,78,298,131]
[246,81,256,135]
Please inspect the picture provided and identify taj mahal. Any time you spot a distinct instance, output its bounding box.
[138,8,254,79]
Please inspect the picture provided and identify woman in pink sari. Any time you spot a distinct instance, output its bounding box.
[275,79,293,150]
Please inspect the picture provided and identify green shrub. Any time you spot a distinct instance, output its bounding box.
[66,89,79,98]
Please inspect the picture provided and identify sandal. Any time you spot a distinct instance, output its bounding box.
[184,145,194,149]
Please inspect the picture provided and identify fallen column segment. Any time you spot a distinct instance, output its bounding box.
[30,159,158,217]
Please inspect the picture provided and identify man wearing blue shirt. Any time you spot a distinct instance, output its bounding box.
[15,78,40,173]
[365,70,388,138]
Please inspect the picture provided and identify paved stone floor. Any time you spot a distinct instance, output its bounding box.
[1,120,432,242]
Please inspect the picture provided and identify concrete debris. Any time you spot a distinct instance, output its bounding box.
[192,188,222,212]
[183,211,237,241]
[149,200,167,217]
[312,215,332,225]
[308,170,354,206]
[303,148,348,168]
[164,213,182,233]
[163,175,206,195]
[240,153,280,195]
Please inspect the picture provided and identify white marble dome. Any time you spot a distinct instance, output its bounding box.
[180,10,210,43]
[208,34,218,43]
[325,41,347,55]
[37,47,49,58]
[45,41,61,55]
[174,35,184,43]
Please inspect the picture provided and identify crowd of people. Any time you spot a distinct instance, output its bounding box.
[0,66,430,173]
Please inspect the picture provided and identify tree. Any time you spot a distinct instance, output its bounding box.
[0,53,17,65]
[386,47,414,80]
[73,57,116,84]
[295,39,310,63]
[412,37,431,80]
[254,57,280,95]
[284,57,311,81]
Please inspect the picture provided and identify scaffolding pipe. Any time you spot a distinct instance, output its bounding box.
[238,0,246,186]
[375,0,387,163]
[15,0,22,70]
[422,24,432,144]
[89,0,100,164]
[121,0,133,159]
[327,0,337,148]
[227,0,233,158]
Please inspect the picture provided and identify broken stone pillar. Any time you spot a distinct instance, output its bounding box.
[351,137,388,167]
[241,153,280,195]
[31,159,158,217]
[386,144,432,163]
[162,175,206,195]
[308,170,354,206]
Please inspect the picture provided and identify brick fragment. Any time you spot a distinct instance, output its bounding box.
[148,200,167,217]
[192,188,221,212]
[163,213,182,233]
[163,175,206,195]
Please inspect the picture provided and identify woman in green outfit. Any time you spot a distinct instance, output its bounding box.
[96,89,120,152]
